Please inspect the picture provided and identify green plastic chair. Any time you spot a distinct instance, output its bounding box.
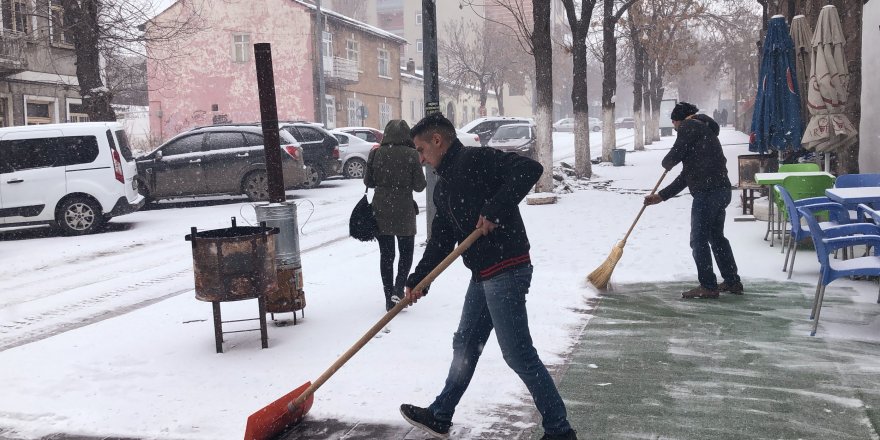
[778,163,821,172]
[779,174,835,227]
[773,162,826,214]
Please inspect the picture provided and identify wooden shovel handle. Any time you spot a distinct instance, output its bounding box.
[288,229,485,410]
[621,170,668,244]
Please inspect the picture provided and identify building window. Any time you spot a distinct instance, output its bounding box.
[322,31,333,57]
[410,100,415,121]
[346,39,359,67]
[67,101,89,123]
[2,0,29,34]
[379,102,392,128]
[49,0,71,44]
[416,12,422,25]
[325,95,336,129]
[233,34,250,63]
[419,99,424,119]
[26,101,54,125]
[416,39,423,53]
[377,48,389,78]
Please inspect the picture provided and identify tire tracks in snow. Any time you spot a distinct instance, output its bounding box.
[0,227,354,353]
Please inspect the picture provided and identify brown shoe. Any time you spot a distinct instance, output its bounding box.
[719,281,744,295]
[682,286,720,299]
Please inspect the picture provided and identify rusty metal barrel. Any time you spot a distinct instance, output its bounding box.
[185,221,279,302]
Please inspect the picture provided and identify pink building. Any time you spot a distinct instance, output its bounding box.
[146,1,405,144]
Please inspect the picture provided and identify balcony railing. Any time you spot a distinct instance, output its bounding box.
[0,33,28,75]
[323,56,358,83]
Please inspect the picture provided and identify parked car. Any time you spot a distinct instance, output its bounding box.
[460,116,534,146]
[553,118,574,132]
[456,129,481,147]
[330,130,379,179]
[336,126,384,144]
[135,125,307,203]
[279,122,340,188]
[615,117,635,129]
[486,123,535,159]
[0,122,145,235]
[552,117,602,132]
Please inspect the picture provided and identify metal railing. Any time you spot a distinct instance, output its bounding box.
[0,34,27,71]
[323,56,358,82]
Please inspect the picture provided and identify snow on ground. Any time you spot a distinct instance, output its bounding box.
[0,127,877,439]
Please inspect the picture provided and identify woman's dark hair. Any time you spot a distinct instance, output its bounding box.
[410,112,456,142]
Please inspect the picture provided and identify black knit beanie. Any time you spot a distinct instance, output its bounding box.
[671,102,699,121]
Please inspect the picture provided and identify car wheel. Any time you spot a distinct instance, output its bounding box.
[243,170,269,201]
[55,196,105,236]
[592,126,601,132]
[300,163,322,189]
[343,158,366,179]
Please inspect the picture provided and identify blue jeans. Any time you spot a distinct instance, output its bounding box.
[691,189,740,289]
[428,265,571,435]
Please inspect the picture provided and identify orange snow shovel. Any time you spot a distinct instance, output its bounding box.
[244,229,485,440]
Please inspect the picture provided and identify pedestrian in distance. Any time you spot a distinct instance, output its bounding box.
[363,119,427,311]
[398,112,578,440]
[643,102,744,299]
[720,108,729,127]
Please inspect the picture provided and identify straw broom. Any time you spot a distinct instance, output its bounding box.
[588,170,668,289]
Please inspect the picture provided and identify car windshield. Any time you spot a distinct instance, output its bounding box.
[492,125,530,140]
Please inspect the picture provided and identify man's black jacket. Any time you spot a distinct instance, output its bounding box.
[406,140,542,289]
[658,114,731,200]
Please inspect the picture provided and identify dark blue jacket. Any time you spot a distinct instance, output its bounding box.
[406,140,541,288]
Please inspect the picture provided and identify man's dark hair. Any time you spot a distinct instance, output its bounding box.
[410,112,457,142]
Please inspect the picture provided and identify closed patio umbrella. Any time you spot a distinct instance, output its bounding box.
[801,5,858,165]
[749,15,803,155]
[790,15,812,125]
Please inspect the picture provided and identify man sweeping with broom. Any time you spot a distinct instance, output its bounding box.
[643,102,744,299]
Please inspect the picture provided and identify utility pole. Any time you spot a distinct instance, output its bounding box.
[315,0,327,126]
[422,0,439,239]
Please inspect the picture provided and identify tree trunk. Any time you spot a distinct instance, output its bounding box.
[63,0,116,122]
[492,83,505,116]
[642,53,652,146]
[571,29,591,178]
[632,41,645,151]
[532,0,554,193]
[838,0,861,174]
[600,0,616,162]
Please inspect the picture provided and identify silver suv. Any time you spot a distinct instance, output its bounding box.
[135,125,307,203]
[460,117,534,146]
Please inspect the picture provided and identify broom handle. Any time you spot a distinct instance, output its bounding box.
[621,170,668,244]
[288,229,485,410]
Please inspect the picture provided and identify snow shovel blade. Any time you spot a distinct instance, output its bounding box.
[244,381,313,440]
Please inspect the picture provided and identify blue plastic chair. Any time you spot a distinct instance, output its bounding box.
[776,185,848,279]
[834,173,880,188]
[797,204,880,336]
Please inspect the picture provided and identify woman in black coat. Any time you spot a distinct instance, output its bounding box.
[364,119,427,311]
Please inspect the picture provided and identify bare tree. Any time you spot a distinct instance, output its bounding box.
[463,0,555,192]
[561,0,600,178]
[531,0,554,192]
[440,18,506,117]
[599,0,640,161]
[44,0,205,121]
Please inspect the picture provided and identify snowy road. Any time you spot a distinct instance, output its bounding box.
[0,179,368,352]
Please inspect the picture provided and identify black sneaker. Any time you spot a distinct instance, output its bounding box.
[540,429,578,440]
[400,404,450,439]
[719,280,744,294]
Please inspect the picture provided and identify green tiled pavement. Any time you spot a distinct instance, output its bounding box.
[544,281,880,440]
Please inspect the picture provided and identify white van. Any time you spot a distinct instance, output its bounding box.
[0,122,145,235]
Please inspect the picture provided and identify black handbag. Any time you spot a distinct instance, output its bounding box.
[349,188,378,242]
[413,200,420,215]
